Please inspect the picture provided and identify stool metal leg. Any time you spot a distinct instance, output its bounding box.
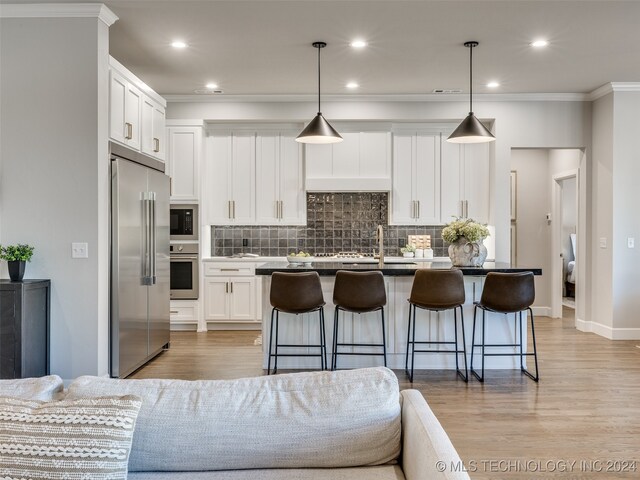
[273,310,280,374]
[405,304,413,374]
[410,304,417,382]
[381,308,387,367]
[518,311,524,371]
[267,308,276,375]
[332,307,339,371]
[470,305,482,381]
[480,309,486,382]
[320,307,327,371]
[456,306,469,382]
[521,307,540,382]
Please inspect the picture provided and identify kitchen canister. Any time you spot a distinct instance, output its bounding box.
[415,248,424,258]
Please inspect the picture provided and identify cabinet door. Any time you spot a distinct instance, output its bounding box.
[463,143,490,224]
[229,277,256,321]
[206,135,232,224]
[255,134,280,225]
[140,97,155,157]
[124,83,142,150]
[230,133,255,224]
[390,134,416,224]
[414,134,440,224]
[204,278,229,321]
[168,127,200,201]
[109,70,127,144]
[152,105,166,161]
[440,140,464,223]
[279,134,305,225]
[360,132,390,178]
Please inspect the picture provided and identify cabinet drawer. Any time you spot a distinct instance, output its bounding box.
[204,262,255,276]
[170,301,199,323]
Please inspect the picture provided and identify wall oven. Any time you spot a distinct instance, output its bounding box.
[170,244,199,300]
[170,204,198,241]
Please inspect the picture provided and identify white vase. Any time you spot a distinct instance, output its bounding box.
[448,238,487,267]
[403,252,415,258]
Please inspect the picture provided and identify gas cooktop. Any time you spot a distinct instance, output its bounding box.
[315,251,375,259]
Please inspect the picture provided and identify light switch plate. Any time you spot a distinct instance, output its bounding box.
[599,237,607,249]
[628,237,635,249]
[72,242,88,258]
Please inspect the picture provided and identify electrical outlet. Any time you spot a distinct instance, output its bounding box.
[628,237,635,249]
[599,237,607,249]
[242,238,248,247]
[71,242,88,258]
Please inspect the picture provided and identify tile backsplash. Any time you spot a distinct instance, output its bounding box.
[211,192,445,257]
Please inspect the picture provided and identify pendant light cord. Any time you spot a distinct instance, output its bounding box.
[317,44,321,115]
[469,43,473,115]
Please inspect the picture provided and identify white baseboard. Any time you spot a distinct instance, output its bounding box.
[575,318,640,340]
[206,321,261,331]
[170,324,198,331]
[532,306,551,317]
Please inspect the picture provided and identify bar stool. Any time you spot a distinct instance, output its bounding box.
[331,271,387,370]
[471,272,539,382]
[404,269,468,382]
[267,272,327,375]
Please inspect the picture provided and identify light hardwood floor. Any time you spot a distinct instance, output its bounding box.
[132,308,640,479]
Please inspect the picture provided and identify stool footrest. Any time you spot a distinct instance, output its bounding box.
[274,344,324,348]
[336,342,384,347]
[412,349,465,354]
[333,351,386,356]
[269,353,323,358]
[409,340,457,345]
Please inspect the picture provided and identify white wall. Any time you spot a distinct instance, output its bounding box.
[510,149,551,313]
[0,17,111,379]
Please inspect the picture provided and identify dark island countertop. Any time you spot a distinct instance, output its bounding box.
[255,261,542,276]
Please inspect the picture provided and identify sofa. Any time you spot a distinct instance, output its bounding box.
[0,367,469,480]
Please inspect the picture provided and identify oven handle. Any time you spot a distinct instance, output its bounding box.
[171,255,199,260]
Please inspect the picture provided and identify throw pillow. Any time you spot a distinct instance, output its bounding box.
[0,395,142,480]
[0,375,65,401]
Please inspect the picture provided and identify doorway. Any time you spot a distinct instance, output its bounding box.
[554,174,577,321]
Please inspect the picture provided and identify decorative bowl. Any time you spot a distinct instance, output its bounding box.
[287,255,314,264]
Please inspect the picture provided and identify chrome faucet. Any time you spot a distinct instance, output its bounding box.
[376,225,384,268]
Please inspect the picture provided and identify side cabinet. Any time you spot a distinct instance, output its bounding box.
[166,125,202,201]
[0,280,50,379]
[203,263,260,325]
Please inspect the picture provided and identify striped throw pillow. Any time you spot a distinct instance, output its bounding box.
[0,395,142,480]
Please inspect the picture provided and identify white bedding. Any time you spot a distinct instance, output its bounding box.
[567,260,576,283]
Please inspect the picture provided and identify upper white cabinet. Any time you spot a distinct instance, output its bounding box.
[305,131,391,191]
[166,122,202,201]
[441,141,490,224]
[109,56,166,162]
[390,133,441,225]
[255,133,306,225]
[206,132,256,225]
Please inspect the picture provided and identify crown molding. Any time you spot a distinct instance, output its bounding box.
[0,3,118,26]
[164,92,589,104]
[588,82,640,101]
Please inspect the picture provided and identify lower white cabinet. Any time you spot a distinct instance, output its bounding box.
[170,300,199,328]
[204,263,259,323]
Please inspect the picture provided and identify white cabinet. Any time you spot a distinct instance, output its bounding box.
[141,98,166,161]
[390,133,440,224]
[255,133,305,225]
[305,131,391,191]
[109,56,166,161]
[167,125,201,201]
[203,262,258,323]
[441,141,490,224]
[170,300,199,328]
[206,133,255,225]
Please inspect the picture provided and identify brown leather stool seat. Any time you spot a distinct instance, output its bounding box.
[405,269,468,382]
[471,272,539,382]
[268,272,327,374]
[331,271,387,370]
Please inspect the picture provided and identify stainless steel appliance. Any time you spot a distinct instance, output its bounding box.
[170,243,199,300]
[170,204,198,241]
[110,142,170,378]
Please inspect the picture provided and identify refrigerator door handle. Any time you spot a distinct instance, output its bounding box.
[150,192,157,285]
[142,194,153,286]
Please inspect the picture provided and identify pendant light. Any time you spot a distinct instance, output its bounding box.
[447,41,495,144]
[296,42,343,144]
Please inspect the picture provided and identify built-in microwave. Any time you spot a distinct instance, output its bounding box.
[170,204,198,241]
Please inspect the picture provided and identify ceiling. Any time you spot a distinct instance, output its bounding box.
[7,0,640,96]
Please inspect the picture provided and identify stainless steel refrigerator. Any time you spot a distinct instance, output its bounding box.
[110,142,170,378]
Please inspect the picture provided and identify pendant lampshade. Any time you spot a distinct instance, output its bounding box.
[296,42,343,144]
[447,41,495,144]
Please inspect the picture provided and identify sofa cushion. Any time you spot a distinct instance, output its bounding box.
[66,367,401,472]
[128,466,405,480]
[0,395,142,480]
[0,375,64,401]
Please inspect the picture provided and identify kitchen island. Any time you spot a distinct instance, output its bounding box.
[256,262,541,371]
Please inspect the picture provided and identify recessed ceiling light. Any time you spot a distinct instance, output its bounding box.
[350,40,367,48]
[346,82,359,89]
[530,39,549,48]
[487,81,500,88]
[171,40,188,49]
[206,82,218,89]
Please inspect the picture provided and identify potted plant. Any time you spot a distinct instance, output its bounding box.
[400,245,416,258]
[442,218,490,267]
[0,244,35,281]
